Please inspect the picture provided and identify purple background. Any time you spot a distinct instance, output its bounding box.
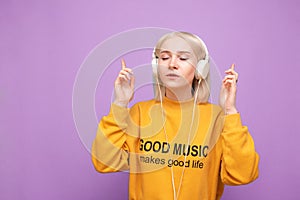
[1,0,299,199]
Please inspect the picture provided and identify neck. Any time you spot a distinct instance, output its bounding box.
[165,86,193,101]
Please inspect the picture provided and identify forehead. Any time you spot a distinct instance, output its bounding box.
[159,36,194,53]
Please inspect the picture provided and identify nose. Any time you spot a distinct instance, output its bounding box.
[169,55,178,69]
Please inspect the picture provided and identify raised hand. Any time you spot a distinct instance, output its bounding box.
[113,59,135,107]
[219,64,238,115]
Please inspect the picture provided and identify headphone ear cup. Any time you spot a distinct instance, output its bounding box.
[195,59,210,79]
[152,57,158,75]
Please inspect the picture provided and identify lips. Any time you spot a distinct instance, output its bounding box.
[166,73,180,77]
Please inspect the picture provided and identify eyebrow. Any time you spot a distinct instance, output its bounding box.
[159,50,192,54]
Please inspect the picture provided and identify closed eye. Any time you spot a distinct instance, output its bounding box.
[179,57,189,61]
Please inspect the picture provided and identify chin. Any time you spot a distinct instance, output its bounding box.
[164,82,190,90]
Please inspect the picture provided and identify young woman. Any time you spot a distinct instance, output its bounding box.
[92,32,259,200]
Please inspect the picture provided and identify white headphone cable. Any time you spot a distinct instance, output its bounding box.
[176,79,201,199]
[156,75,201,200]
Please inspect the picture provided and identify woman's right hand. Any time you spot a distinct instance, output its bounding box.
[113,59,135,107]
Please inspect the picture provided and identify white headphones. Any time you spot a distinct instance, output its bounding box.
[151,34,210,200]
[152,34,210,80]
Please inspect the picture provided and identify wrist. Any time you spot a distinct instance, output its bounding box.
[113,100,128,108]
[225,107,238,115]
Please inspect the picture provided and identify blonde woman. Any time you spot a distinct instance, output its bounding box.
[92,32,259,200]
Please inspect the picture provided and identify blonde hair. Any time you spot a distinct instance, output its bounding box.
[153,32,210,103]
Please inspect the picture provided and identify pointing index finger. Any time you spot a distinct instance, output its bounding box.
[121,58,126,69]
[231,63,235,70]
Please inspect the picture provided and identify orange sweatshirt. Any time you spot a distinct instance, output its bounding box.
[92,97,259,200]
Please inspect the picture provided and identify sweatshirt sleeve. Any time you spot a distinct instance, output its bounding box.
[91,104,133,173]
[220,113,259,185]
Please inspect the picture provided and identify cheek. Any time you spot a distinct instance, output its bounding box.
[157,64,166,74]
[157,60,169,69]
[182,65,196,83]
[157,59,169,68]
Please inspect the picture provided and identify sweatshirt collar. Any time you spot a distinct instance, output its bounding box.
[162,96,195,107]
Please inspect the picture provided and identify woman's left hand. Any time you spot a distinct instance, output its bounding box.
[219,64,238,115]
